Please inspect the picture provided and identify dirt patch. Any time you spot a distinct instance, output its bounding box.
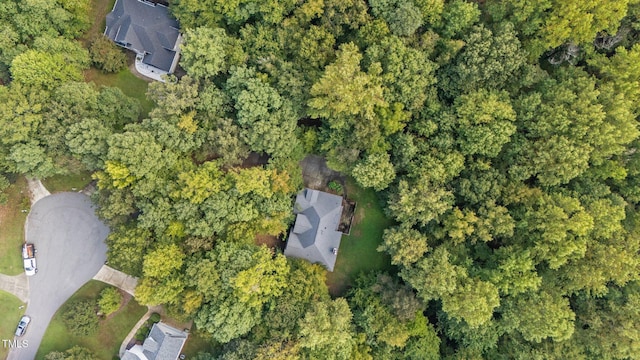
[338,199,356,234]
[352,205,366,226]
[255,234,285,252]
[327,272,351,297]
[173,64,188,79]
[240,152,270,169]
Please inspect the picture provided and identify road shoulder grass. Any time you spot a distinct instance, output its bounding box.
[36,280,146,360]
[0,290,26,359]
[0,177,30,275]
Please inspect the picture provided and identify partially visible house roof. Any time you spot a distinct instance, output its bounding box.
[285,188,344,271]
[121,322,188,360]
[104,0,180,73]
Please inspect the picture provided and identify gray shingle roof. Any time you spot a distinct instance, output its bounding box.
[121,352,140,360]
[285,189,344,271]
[104,0,180,72]
[122,322,188,360]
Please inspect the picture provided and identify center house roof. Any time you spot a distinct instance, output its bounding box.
[284,188,344,271]
[121,322,188,360]
[104,0,180,73]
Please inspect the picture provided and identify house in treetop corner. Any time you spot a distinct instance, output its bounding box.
[121,322,188,360]
[284,188,344,272]
[104,0,181,82]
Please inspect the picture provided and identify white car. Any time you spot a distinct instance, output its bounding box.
[15,315,31,337]
[22,243,37,276]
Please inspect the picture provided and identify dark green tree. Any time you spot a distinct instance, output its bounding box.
[62,300,99,336]
[89,36,127,73]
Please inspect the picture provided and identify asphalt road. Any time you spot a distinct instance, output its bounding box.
[8,193,109,360]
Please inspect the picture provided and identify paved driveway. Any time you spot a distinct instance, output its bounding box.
[8,193,109,360]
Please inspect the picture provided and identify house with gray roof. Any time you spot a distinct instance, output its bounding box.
[121,322,188,360]
[284,188,344,271]
[105,0,181,80]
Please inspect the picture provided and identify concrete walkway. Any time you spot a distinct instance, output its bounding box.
[117,305,162,358]
[26,178,50,205]
[80,181,97,197]
[93,265,139,296]
[0,273,29,303]
[134,57,168,82]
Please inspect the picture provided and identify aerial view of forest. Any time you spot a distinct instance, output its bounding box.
[0,0,639,359]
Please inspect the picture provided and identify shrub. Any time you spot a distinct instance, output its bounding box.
[328,180,343,194]
[0,175,9,204]
[301,128,319,153]
[45,346,95,360]
[62,300,99,336]
[98,287,123,316]
[149,312,161,323]
[90,36,127,73]
[135,325,150,342]
[44,352,65,360]
[63,346,95,360]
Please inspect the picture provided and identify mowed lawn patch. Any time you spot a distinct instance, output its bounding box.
[0,177,30,275]
[85,67,155,118]
[36,280,147,360]
[0,291,26,359]
[43,170,93,194]
[181,330,219,358]
[326,178,394,296]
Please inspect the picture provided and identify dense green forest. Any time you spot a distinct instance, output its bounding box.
[2,0,640,358]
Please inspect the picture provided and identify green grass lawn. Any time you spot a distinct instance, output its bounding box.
[36,280,147,360]
[42,171,93,194]
[0,177,30,275]
[0,291,26,359]
[326,178,394,297]
[85,67,155,118]
[181,330,219,358]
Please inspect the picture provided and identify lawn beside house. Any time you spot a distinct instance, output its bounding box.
[0,291,26,359]
[326,178,394,296]
[0,177,30,275]
[178,330,219,358]
[36,280,146,360]
[85,67,155,118]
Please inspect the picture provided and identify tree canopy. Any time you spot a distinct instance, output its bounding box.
[2,0,640,358]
